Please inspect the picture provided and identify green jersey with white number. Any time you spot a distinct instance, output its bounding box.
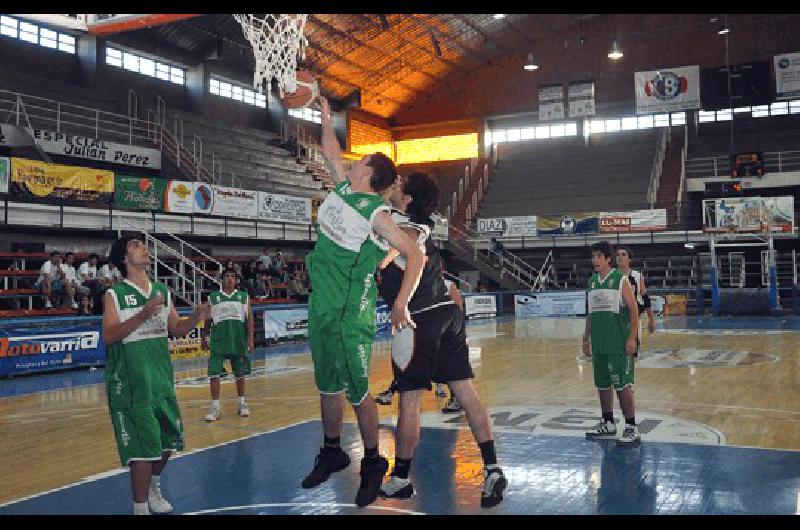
[587,268,630,356]
[208,289,249,356]
[105,279,173,408]
[306,180,390,321]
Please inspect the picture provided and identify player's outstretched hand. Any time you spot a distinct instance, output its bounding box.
[194,301,211,322]
[625,336,637,356]
[390,303,416,335]
[582,338,591,357]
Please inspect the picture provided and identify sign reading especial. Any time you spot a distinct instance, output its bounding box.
[29,128,161,169]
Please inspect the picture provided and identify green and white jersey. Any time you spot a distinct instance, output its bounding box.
[208,289,249,356]
[105,279,174,407]
[587,268,631,356]
[307,180,390,320]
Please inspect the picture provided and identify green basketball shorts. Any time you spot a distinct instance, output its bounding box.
[592,350,635,391]
[208,353,252,378]
[108,395,184,466]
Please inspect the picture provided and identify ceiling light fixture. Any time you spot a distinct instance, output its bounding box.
[718,24,730,35]
[493,14,506,20]
[608,40,623,60]
[523,52,539,71]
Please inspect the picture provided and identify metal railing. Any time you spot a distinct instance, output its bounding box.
[685,149,800,178]
[676,125,688,222]
[116,215,221,306]
[647,127,669,208]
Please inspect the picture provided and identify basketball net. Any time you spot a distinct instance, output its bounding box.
[234,14,308,98]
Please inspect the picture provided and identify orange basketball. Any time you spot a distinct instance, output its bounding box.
[281,70,319,109]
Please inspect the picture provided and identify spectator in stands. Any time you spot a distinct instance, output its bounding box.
[258,247,273,271]
[254,263,271,297]
[77,293,94,316]
[79,253,103,314]
[242,259,258,297]
[285,135,299,157]
[61,252,80,309]
[273,251,288,282]
[288,270,309,303]
[476,281,487,293]
[35,251,73,309]
[99,261,123,289]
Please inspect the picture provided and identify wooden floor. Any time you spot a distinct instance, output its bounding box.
[2,316,799,505]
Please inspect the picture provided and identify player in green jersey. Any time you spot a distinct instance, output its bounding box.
[103,234,210,515]
[202,267,255,422]
[583,241,641,445]
[300,96,425,508]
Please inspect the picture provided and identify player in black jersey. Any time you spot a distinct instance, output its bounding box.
[616,246,656,355]
[376,173,506,508]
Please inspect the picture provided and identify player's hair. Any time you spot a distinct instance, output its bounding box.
[616,245,633,260]
[590,241,614,262]
[366,153,398,193]
[50,250,60,258]
[64,251,74,258]
[89,253,99,261]
[403,172,439,226]
[108,234,144,277]
[221,267,239,279]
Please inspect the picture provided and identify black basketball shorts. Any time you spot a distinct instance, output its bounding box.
[391,303,474,392]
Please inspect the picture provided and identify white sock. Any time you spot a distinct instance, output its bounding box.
[212,399,220,408]
[238,396,246,404]
[149,474,160,491]
[133,502,149,515]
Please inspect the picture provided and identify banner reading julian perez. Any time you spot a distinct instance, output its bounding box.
[27,128,161,169]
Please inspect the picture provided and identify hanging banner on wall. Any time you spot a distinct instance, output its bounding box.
[10,158,114,204]
[114,175,168,211]
[568,81,596,117]
[258,191,312,224]
[0,324,106,377]
[477,216,537,237]
[538,84,565,121]
[635,65,700,114]
[537,214,599,236]
[264,308,309,341]
[26,129,161,169]
[515,291,586,318]
[599,209,668,232]
[0,157,8,194]
[774,52,800,100]
[164,180,195,214]
[193,183,214,215]
[212,185,257,219]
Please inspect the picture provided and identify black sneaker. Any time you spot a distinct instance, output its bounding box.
[301,447,351,489]
[355,456,389,507]
[481,467,507,508]
[441,395,463,414]
[375,388,394,406]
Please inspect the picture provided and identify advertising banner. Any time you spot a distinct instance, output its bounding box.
[635,65,701,114]
[538,84,565,121]
[164,181,195,214]
[375,302,391,332]
[264,308,309,341]
[258,191,312,224]
[514,291,586,318]
[568,81,596,117]
[168,322,208,359]
[114,175,168,211]
[464,294,497,319]
[193,182,214,215]
[707,196,795,233]
[774,52,800,100]
[0,156,8,194]
[0,323,106,376]
[212,185,257,219]
[537,214,599,236]
[599,209,667,232]
[477,216,537,237]
[26,128,161,169]
[10,158,114,204]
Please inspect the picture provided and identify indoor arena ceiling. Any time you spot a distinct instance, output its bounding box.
[108,13,600,118]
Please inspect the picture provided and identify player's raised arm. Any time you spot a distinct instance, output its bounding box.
[319,96,347,184]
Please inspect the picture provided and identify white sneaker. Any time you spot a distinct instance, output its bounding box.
[237,401,250,417]
[380,475,415,499]
[585,420,617,439]
[45,299,53,309]
[71,302,79,309]
[434,383,447,398]
[204,403,221,422]
[148,482,173,514]
[617,424,641,445]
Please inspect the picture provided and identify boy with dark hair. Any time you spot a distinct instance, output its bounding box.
[377,172,507,508]
[616,246,656,346]
[102,234,210,515]
[202,267,255,421]
[583,241,641,445]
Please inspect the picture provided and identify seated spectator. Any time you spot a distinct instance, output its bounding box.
[254,268,271,298]
[35,251,73,309]
[273,250,289,282]
[78,254,103,314]
[98,261,123,290]
[258,247,273,271]
[76,293,94,316]
[61,252,81,309]
[287,270,309,303]
[242,259,258,297]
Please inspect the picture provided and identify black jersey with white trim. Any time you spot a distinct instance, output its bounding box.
[377,209,451,313]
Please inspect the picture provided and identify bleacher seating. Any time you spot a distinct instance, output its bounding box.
[398,159,473,214]
[478,131,658,218]
[169,110,328,200]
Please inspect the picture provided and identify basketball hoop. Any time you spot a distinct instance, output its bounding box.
[233,14,308,98]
